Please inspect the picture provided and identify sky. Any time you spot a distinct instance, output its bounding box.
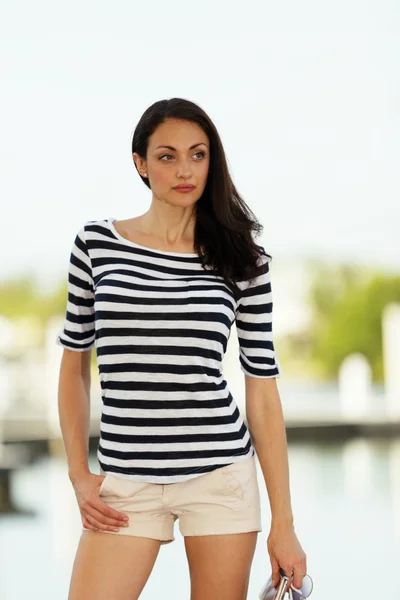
[1,0,399,291]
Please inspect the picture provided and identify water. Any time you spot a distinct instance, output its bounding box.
[0,438,398,599]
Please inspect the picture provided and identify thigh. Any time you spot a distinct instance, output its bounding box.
[68,530,162,600]
[184,531,258,600]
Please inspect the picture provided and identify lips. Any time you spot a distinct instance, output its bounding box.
[174,185,195,190]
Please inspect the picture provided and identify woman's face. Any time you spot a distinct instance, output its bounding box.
[133,118,210,208]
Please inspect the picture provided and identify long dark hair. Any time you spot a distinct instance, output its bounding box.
[131,97,272,298]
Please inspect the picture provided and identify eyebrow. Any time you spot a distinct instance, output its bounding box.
[155,143,208,150]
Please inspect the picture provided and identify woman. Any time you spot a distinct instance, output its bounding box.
[57,97,307,600]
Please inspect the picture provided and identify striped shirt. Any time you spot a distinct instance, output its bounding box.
[56,216,281,484]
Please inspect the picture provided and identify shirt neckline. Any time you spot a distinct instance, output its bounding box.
[107,217,199,257]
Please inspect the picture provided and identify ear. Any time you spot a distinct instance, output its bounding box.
[132,152,147,175]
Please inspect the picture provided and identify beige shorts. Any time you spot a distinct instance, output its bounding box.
[86,454,262,544]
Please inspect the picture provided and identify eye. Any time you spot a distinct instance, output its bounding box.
[159,151,206,161]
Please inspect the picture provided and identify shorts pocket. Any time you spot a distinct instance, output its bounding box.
[99,473,148,501]
[98,473,110,496]
[218,457,255,508]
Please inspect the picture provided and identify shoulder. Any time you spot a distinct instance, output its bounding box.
[75,217,110,240]
[81,216,109,231]
[69,218,109,261]
[235,247,273,293]
[249,247,272,278]
[256,244,272,264]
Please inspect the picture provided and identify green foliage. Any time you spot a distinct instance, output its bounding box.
[0,275,98,366]
[307,263,400,381]
[2,265,400,380]
[0,276,68,325]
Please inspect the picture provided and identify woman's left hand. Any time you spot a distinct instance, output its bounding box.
[267,522,307,591]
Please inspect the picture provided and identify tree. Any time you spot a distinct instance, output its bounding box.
[307,263,400,381]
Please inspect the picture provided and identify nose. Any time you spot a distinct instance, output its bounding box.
[176,159,192,179]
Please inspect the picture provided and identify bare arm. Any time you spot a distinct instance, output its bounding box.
[245,375,307,590]
[245,376,294,528]
[57,348,92,481]
[57,347,129,530]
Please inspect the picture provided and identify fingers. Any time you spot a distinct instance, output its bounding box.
[284,555,307,591]
[83,512,121,532]
[292,554,307,590]
[82,514,98,531]
[92,495,130,524]
[81,497,130,532]
[85,505,129,531]
[270,555,280,588]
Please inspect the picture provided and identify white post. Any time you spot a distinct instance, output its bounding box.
[338,353,372,421]
[342,438,372,496]
[382,303,400,418]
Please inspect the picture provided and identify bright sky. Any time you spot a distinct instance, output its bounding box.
[1,0,399,289]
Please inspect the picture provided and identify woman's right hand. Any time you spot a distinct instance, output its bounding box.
[69,470,130,532]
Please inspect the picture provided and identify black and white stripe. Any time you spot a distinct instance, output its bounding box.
[57,217,281,483]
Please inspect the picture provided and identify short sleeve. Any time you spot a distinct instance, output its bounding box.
[56,223,96,352]
[235,254,282,378]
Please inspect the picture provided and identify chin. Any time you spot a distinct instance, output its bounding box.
[167,196,199,207]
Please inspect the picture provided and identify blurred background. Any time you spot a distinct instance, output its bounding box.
[0,0,399,598]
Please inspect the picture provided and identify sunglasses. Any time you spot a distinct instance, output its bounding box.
[259,567,313,600]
